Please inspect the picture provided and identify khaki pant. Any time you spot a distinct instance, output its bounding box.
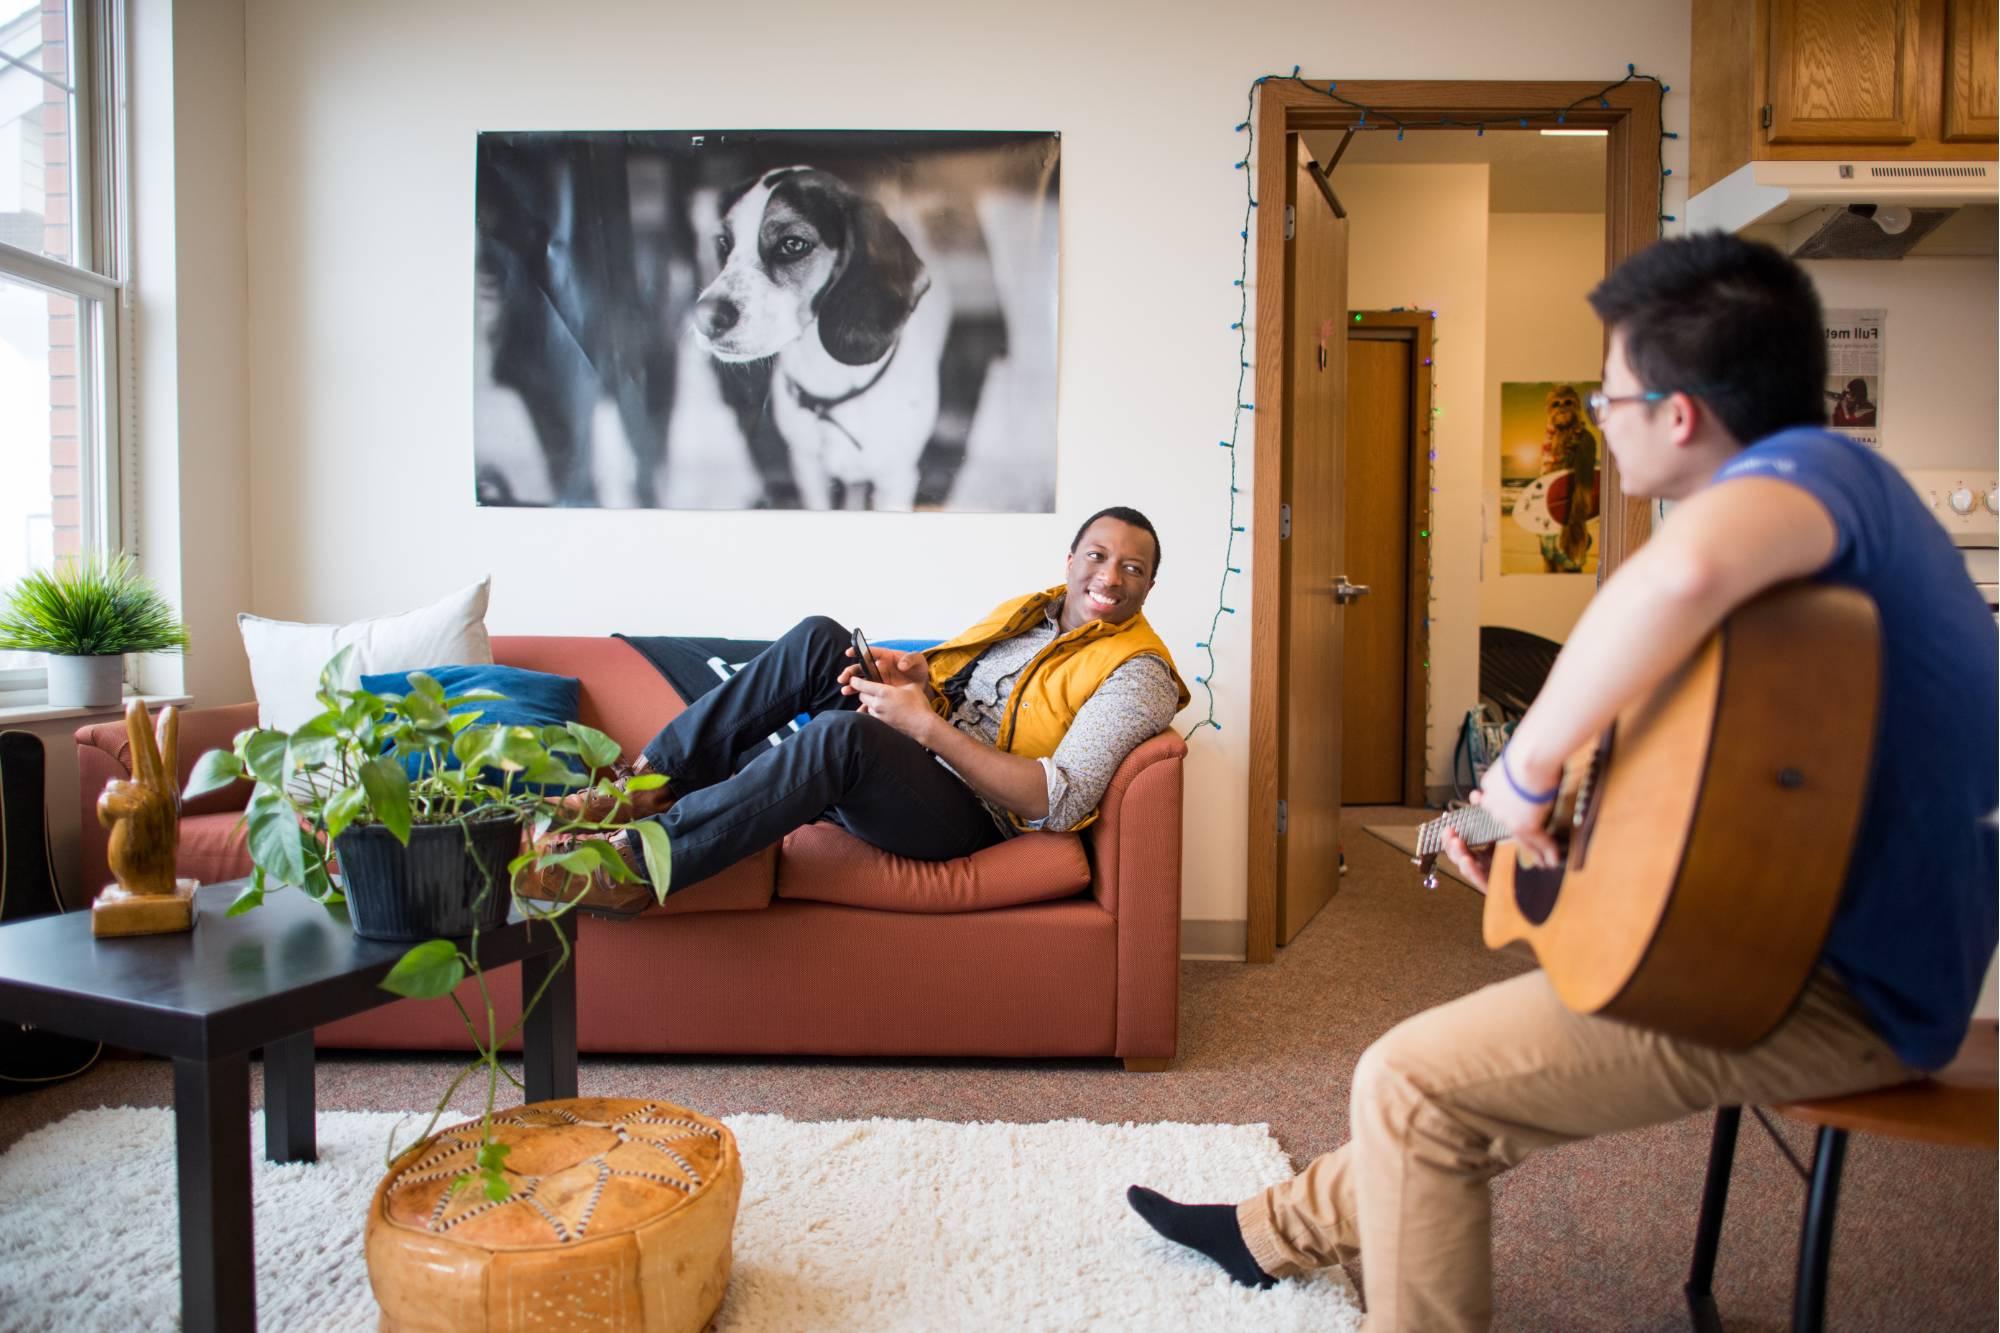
[1237,968,1916,1332]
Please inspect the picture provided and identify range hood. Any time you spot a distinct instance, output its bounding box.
[1688,160,1997,259]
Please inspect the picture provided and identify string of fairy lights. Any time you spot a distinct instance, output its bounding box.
[1182,65,1676,744]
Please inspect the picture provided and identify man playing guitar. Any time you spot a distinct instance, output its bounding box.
[1127,234,1998,1330]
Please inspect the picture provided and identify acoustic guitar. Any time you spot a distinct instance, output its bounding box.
[1412,582,1881,1050]
[0,730,102,1085]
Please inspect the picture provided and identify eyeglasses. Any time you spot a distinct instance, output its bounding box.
[1585,390,1669,427]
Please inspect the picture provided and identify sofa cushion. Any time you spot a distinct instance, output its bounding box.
[359,663,583,788]
[648,844,776,915]
[177,811,252,887]
[491,638,684,763]
[774,823,1091,914]
[239,578,494,731]
[170,810,774,915]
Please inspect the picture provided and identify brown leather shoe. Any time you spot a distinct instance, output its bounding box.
[552,760,677,825]
[517,832,653,919]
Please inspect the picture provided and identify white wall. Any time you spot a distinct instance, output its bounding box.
[1798,257,1999,472]
[1335,164,1489,789]
[129,0,251,711]
[210,0,1692,936]
[1481,211,1605,642]
[25,0,251,904]
[157,0,252,713]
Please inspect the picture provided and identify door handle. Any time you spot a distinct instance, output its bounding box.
[1333,576,1371,604]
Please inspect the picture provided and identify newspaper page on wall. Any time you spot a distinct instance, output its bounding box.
[1823,309,1884,449]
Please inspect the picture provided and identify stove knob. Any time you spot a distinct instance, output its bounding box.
[1985,486,1999,515]
[1949,486,1977,515]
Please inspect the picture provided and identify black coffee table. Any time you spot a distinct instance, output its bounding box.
[0,878,578,1333]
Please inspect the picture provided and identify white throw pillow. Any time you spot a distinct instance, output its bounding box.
[238,578,495,731]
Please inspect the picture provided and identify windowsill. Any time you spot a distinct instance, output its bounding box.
[0,692,194,726]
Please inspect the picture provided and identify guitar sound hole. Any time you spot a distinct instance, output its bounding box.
[1513,859,1565,925]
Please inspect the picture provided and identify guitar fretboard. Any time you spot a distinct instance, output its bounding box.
[1414,805,1510,857]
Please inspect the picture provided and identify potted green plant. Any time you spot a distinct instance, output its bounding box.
[0,553,189,708]
[184,647,672,1198]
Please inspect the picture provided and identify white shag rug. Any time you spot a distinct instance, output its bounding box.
[0,1107,1358,1331]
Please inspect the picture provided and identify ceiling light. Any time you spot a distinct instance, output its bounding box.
[1871,204,1913,235]
[1540,128,1609,137]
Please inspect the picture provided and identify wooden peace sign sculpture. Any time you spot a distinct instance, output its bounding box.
[90,699,201,937]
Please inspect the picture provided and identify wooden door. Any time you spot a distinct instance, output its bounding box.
[1340,336,1411,806]
[1767,0,1923,144]
[1945,0,2000,140]
[1276,138,1349,947]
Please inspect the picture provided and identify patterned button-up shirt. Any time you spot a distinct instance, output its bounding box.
[935,600,1181,834]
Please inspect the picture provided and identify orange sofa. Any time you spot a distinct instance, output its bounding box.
[75,636,1187,1068]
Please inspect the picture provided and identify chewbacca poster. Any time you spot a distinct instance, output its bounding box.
[1498,381,1602,576]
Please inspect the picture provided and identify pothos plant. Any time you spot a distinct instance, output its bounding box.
[185,647,672,1200]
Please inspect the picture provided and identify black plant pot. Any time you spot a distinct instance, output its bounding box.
[333,816,521,942]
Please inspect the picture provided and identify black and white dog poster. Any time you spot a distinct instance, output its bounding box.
[474,130,1060,513]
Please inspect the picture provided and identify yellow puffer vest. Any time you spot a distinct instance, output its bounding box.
[924,585,1190,827]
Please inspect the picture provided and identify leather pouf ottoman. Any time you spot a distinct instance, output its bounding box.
[365,1097,742,1332]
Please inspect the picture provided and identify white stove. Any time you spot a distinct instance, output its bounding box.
[1892,468,2000,1022]
[1898,467,2000,612]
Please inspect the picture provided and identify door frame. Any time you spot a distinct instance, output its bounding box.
[1246,78,1663,963]
[1347,310,1435,809]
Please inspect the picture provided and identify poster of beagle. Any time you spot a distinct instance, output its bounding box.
[474,130,1059,513]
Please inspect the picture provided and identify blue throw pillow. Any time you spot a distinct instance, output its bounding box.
[359,663,584,787]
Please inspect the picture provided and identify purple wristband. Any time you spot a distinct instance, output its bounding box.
[1498,748,1560,805]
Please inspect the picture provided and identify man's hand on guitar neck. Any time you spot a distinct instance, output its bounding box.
[1475,751,1564,872]
[1439,818,1494,891]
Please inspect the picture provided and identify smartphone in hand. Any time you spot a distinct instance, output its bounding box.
[850,627,883,684]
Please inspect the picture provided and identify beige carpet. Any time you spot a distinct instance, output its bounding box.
[2,806,1992,1331]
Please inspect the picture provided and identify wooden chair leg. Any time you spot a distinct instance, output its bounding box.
[1792,1126,1847,1333]
[1686,1106,1741,1333]
[1123,1057,1172,1073]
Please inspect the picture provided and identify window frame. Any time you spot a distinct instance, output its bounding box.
[0,0,131,706]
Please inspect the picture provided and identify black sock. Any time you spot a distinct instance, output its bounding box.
[1126,1185,1277,1289]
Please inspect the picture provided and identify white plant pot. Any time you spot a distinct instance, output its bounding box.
[45,654,124,709]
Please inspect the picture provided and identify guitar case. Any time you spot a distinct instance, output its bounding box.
[0,730,101,1086]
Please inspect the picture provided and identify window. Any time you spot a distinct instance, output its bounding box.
[0,0,125,700]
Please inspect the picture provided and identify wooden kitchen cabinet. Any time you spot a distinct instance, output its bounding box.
[1766,0,1922,144]
[1945,0,1999,139]
[1692,0,1998,193]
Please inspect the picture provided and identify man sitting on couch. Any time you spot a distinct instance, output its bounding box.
[527,505,1189,913]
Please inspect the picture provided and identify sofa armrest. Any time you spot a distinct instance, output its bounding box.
[1085,729,1187,1063]
[75,701,258,900]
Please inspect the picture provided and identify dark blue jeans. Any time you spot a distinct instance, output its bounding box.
[636,616,1007,893]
